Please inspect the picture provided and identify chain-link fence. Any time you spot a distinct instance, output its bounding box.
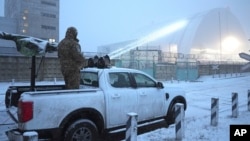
[0,50,248,82]
[106,50,248,81]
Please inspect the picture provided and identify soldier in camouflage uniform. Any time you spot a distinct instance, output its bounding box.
[58,27,85,89]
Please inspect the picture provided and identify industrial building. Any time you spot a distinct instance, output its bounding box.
[99,7,248,61]
[0,0,61,82]
[98,7,249,80]
[1,0,59,48]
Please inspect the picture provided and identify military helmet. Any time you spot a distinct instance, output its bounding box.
[65,27,78,39]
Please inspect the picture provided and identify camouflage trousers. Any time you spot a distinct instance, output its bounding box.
[61,68,80,89]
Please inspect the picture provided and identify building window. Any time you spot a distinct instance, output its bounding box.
[24,9,29,14]
[41,1,56,6]
[23,23,28,27]
[22,29,27,33]
[41,12,56,18]
[41,25,56,30]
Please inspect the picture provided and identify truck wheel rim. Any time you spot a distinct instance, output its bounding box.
[72,127,92,141]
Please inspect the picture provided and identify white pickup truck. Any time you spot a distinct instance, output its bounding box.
[6,66,186,141]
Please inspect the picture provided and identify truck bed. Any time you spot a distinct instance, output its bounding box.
[5,85,65,108]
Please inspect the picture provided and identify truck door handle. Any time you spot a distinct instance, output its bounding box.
[112,93,121,98]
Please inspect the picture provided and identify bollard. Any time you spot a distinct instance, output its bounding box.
[11,79,15,86]
[7,131,22,141]
[126,112,138,141]
[54,77,57,84]
[248,90,250,111]
[175,103,185,140]
[211,98,219,126]
[23,131,38,141]
[232,92,238,118]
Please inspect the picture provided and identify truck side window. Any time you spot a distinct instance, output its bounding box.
[133,73,156,87]
[109,72,131,88]
[80,72,99,87]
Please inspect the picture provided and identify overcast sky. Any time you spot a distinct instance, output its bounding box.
[0,0,250,52]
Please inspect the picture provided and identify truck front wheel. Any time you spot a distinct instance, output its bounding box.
[165,102,176,126]
[64,119,99,141]
[165,100,186,126]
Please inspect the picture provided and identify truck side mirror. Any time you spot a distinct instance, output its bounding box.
[156,82,164,88]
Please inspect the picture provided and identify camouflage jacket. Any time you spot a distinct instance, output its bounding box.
[58,38,85,70]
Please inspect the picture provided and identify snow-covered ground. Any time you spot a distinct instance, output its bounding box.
[0,73,250,141]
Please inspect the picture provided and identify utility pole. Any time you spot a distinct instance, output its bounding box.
[218,11,222,63]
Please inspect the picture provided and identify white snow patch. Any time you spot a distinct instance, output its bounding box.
[0,73,250,140]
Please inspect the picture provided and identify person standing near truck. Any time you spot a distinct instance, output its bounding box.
[58,27,85,89]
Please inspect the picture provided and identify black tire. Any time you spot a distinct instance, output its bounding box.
[64,119,99,141]
[166,102,185,126]
[165,102,176,126]
[5,90,11,108]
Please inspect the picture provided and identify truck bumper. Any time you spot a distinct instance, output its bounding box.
[6,130,39,141]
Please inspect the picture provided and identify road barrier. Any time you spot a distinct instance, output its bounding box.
[54,77,57,84]
[23,131,38,141]
[11,79,15,86]
[126,112,138,141]
[211,98,219,126]
[175,103,185,140]
[232,92,238,118]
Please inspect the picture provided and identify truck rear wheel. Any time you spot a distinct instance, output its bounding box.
[64,119,99,141]
[5,90,11,108]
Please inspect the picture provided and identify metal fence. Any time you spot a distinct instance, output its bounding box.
[0,51,248,82]
[110,50,248,81]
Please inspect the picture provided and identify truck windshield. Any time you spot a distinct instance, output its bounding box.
[80,72,99,87]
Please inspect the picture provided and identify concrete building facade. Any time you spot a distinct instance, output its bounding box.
[1,0,59,48]
[4,0,59,41]
[0,0,61,82]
